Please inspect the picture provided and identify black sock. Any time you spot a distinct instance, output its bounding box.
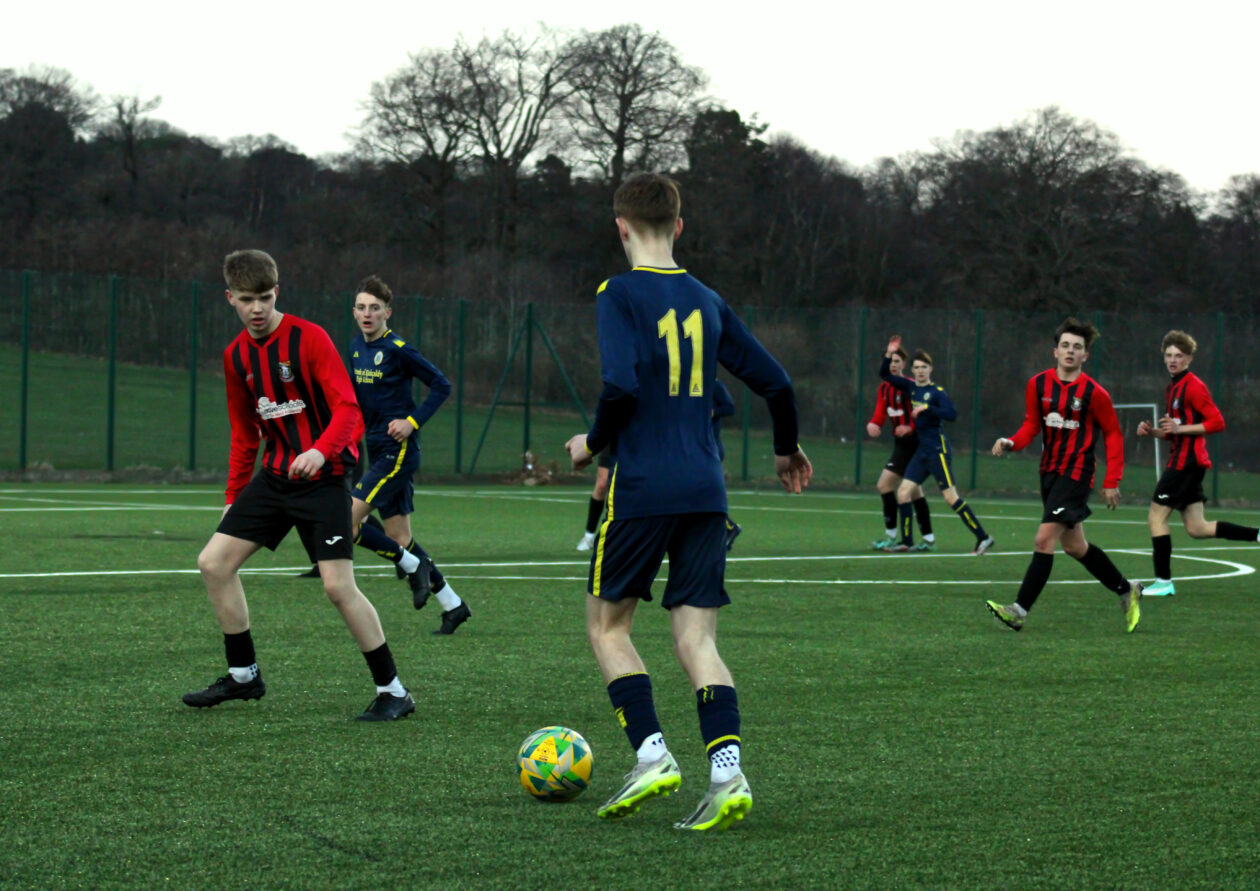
[1152,534,1172,579]
[224,630,256,669]
[355,521,404,563]
[913,496,933,536]
[697,685,741,762]
[880,492,898,531]
[1015,552,1054,612]
[951,499,988,541]
[1215,521,1259,542]
[898,501,914,544]
[362,642,398,688]
[608,673,661,751]
[586,497,606,534]
[1076,543,1131,594]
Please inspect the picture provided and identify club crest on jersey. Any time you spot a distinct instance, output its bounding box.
[374,351,384,366]
[1071,396,1082,412]
[278,361,294,383]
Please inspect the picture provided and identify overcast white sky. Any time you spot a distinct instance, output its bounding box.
[5,0,1256,192]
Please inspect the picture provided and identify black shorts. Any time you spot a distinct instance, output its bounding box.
[884,434,919,476]
[1040,472,1093,526]
[1152,466,1206,511]
[587,513,729,609]
[219,472,355,561]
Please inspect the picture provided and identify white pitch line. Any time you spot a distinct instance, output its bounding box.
[3,550,1253,584]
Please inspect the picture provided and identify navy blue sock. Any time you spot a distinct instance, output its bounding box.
[355,521,404,563]
[898,501,914,544]
[607,673,661,752]
[697,684,741,761]
[951,499,987,541]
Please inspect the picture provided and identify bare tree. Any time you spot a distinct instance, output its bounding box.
[0,64,99,133]
[563,24,706,185]
[451,27,577,261]
[360,48,472,271]
[100,93,163,183]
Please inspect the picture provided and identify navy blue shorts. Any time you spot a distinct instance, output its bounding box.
[903,436,956,490]
[588,513,730,609]
[353,437,419,519]
[219,472,354,560]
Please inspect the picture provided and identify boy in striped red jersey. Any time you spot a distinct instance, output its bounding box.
[1135,330,1259,597]
[183,249,415,721]
[866,345,934,550]
[986,318,1143,632]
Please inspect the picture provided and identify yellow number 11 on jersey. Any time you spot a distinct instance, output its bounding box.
[657,308,704,397]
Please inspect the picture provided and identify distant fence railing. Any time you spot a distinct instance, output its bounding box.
[3,267,1256,503]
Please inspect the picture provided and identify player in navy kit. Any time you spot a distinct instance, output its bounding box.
[986,318,1143,632]
[878,336,993,555]
[183,250,414,721]
[1136,330,1259,596]
[866,345,933,550]
[565,173,812,831]
[349,276,470,635]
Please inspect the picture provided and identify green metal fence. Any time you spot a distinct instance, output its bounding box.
[2,268,1254,502]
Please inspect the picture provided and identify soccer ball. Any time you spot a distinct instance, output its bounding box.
[517,726,594,802]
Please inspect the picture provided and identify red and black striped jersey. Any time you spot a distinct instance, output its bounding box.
[869,379,912,430]
[222,314,363,503]
[1007,370,1123,488]
[1163,371,1224,470]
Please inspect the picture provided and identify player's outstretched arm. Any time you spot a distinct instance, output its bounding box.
[992,437,1014,457]
[774,449,812,494]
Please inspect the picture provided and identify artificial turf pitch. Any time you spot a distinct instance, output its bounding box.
[1,484,1257,888]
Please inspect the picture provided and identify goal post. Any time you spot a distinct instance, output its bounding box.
[1113,403,1161,482]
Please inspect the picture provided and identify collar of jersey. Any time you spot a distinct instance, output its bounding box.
[364,327,392,344]
[632,266,686,274]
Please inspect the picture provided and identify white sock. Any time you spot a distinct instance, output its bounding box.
[637,732,666,763]
[710,744,741,783]
[229,664,258,683]
[376,676,406,697]
[397,549,420,574]
[1155,577,1172,585]
[884,528,897,538]
[435,582,462,611]
[1009,603,1028,617]
[923,533,936,543]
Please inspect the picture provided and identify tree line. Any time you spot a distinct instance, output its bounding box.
[2,26,1257,312]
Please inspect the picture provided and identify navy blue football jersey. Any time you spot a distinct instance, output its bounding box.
[593,266,792,519]
[349,328,451,446]
[879,356,957,441]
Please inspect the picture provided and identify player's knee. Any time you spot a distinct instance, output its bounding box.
[1185,520,1212,539]
[197,546,231,581]
[1033,531,1059,552]
[1062,539,1089,559]
[321,580,358,606]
